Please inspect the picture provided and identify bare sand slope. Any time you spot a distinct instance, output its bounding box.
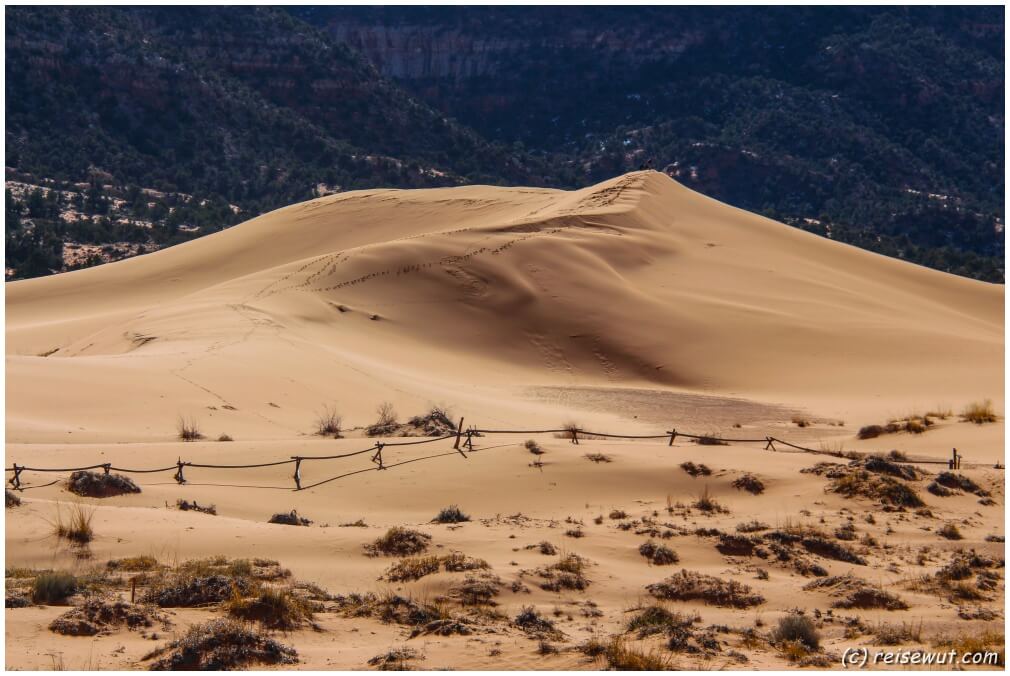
[5,171,1003,443]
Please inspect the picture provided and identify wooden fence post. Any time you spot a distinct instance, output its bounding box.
[102,463,111,474]
[764,437,777,451]
[453,417,465,450]
[372,443,385,470]
[173,459,186,484]
[293,457,302,490]
[570,428,579,445]
[668,429,677,446]
[464,429,474,451]
[9,464,21,491]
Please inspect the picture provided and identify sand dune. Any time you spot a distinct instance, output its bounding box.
[6,171,1002,443]
[6,172,1004,670]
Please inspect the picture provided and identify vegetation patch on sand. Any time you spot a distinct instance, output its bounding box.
[732,474,765,494]
[639,540,679,565]
[647,569,764,608]
[49,595,165,636]
[804,461,924,508]
[365,527,432,557]
[66,470,140,497]
[383,553,489,582]
[535,553,592,591]
[679,461,712,477]
[268,510,312,526]
[226,587,315,630]
[804,575,909,610]
[146,618,297,670]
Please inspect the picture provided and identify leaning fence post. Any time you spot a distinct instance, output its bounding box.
[9,464,22,491]
[570,428,579,445]
[372,443,385,470]
[293,457,302,490]
[464,428,474,451]
[453,417,465,450]
[668,429,677,446]
[173,458,186,484]
[764,437,777,451]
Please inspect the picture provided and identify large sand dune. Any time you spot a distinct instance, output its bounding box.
[6,171,1002,443]
[5,172,1004,670]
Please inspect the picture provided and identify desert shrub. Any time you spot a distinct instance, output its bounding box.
[49,595,163,636]
[961,399,997,424]
[524,440,544,455]
[226,587,314,630]
[834,523,857,540]
[66,470,140,498]
[6,490,21,508]
[647,569,764,608]
[639,540,679,565]
[804,575,908,610]
[584,453,612,463]
[147,618,297,670]
[538,554,591,591]
[694,435,728,446]
[534,541,557,555]
[732,474,765,494]
[514,605,556,635]
[791,416,810,427]
[368,647,420,670]
[177,415,204,441]
[365,527,431,557]
[313,404,342,437]
[433,505,470,524]
[365,401,399,436]
[679,461,711,477]
[268,510,311,526]
[216,433,233,442]
[609,509,628,520]
[407,407,456,436]
[828,468,923,507]
[801,537,866,565]
[565,528,585,538]
[600,636,674,670]
[439,552,489,573]
[627,605,694,637]
[451,572,503,606]
[144,574,257,608]
[857,424,888,439]
[716,534,759,557]
[53,502,95,544]
[736,520,769,533]
[935,472,988,496]
[693,486,726,513]
[863,456,919,481]
[873,621,922,645]
[773,613,820,650]
[384,556,442,582]
[938,523,963,540]
[176,499,216,515]
[107,555,159,572]
[32,571,78,604]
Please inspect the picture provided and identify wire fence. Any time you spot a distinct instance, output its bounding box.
[5,419,997,493]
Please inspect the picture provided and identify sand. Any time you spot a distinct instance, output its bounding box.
[5,171,1004,669]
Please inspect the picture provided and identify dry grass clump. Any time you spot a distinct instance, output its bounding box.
[66,470,141,497]
[432,505,470,523]
[800,536,866,565]
[530,541,557,555]
[141,556,286,607]
[804,575,909,610]
[176,415,204,441]
[627,604,699,639]
[693,486,727,513]
[961,399,997,424]
[406,406,456,436]
[268,510,312,526]
[937,523,963,540]
[217,433,233,442]
[146,618,297,670]
[450,572,503,606]
[716,534,760,556]
[524,440,545,455]
[368,647,421,670]
[609,509,628,519]
[863,456,919,481]
[383,552,489,582]
[732,474,765,494]
[226,587,315,630]
[934,471,989,496]
[647,569,764,608]
[107,555,159,572]
[639,540,679,565]
[933,630,1005,665]
[514,605,559,637]
[537,553,591,591]
[598,636,674,670]
[31,571,78,605]
[736,520,770,533]
[49,595,164,636]
[333,591,453,632]
[366,401,399,436]
[584,452,612,463]
[826,466,924,508]
[313,404,342,437]
[694,435,728,446]
[791,416,810,428]
[772,613,820,650]
[679,461,712,477]
[176,499,216,515]
[53,502,95,545]
[872,620,922,645]
[364,527,432,557]
[6,489,21,508]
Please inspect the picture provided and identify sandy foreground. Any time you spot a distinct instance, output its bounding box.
[5,171,1005,670]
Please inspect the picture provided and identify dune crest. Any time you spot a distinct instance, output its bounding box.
[6,171,1002,442]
